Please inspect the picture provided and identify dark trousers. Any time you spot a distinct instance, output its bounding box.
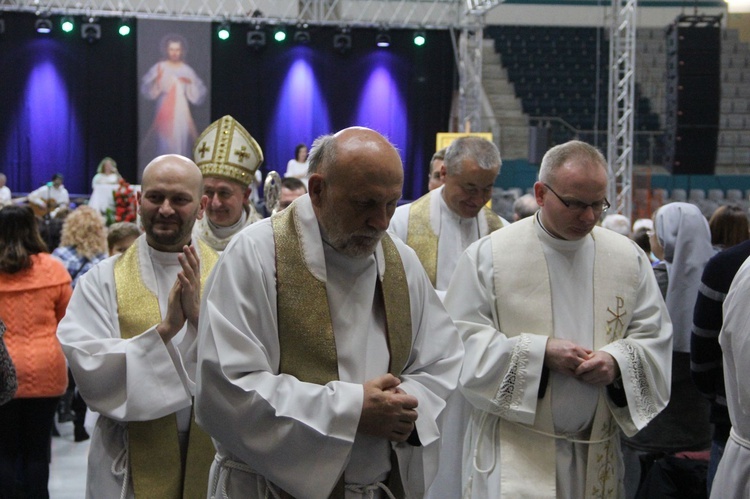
[0,397,59,499]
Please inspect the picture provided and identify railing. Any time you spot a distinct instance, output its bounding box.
[529,116,666,167]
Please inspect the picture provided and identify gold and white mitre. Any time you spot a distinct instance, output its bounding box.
[193,115,263,188]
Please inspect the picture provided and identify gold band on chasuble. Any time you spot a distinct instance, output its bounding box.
[407,192,503,287]
[406,194,438,286]
[271,206,412,499]
[114,239,218,498]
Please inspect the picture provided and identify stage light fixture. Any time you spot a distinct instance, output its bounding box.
[375,32,391,48]
[81,22,101,43]
[413,31,426,47]
[118,18,132,37]
[273,26,287,42]
[333,29,352,54]
[61,16,74,33]
[35,18,53,34]
[293,24,310,44]
[247,26,266,50]
[217,22,230,41]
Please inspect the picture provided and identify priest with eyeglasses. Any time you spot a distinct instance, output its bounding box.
[446,140,673,498]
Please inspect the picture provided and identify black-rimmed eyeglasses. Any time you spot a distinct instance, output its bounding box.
[543,183,610,214]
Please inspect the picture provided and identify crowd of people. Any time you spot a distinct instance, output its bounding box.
[1,122,749,499]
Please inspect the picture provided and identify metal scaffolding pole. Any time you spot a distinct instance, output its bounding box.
[457,17,484,132]
[456,1,504,132]
[607,0,637,221]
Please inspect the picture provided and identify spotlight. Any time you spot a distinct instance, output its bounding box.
[413,31,426,47]
[333,29,352,54]
[293,24,310,44]
[61,16,74,33]
[81,22,101,43]
[247,27,266,50]
[217,22,230,41]
[35,18,53,34]
[375,32,391,48]
[273,26,287,42]
[118,18,132,37]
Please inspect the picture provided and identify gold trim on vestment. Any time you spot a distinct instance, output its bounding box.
[406,191,503,287]
[114,239,218,498]
[271,205,412,498]
[406,194,438,286]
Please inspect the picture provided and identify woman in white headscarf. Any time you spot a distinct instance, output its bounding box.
[623,202,716,496]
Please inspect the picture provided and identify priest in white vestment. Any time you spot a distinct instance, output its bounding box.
[57,155,217,499]
[446,140,672,498]
[191,115,264,252]
[389,136,503,499]
[711,256,750,498]
[195,127,463,499]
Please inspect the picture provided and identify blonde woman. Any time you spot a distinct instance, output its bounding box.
[91,157,122,188]
[51,205,108,441]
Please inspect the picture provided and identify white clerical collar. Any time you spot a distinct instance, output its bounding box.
[145,240,183,266]
[208,208,247,239]
[534,211,589,252]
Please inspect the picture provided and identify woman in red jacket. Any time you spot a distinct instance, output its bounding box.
[0,206,72,498]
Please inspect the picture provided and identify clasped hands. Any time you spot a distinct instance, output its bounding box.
[156,245,201,343]
[544,338,620,386]
[358,374,418,443]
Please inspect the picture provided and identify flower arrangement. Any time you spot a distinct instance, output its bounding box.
[105,178,137,225]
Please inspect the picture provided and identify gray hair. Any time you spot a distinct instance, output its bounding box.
[444,136,502,176]
[307,134,337,177]
[538,140,607,185]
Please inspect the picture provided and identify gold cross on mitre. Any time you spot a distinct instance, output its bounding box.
[234,146,249,162]
[198,142,210,158]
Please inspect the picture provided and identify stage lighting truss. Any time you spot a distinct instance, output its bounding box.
[81,19,101,43]
[61,16,75,33]
[35,17,53,34]
[247,25,266,50]
[333,28,352,54]
[293,23,310,44]
[375,31,391,48]
[217,21,230,40]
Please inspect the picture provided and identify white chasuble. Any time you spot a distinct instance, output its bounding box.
[446,215,672,499]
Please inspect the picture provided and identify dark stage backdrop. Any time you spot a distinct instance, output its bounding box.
[0,13,138,196]
[0,13,454,201]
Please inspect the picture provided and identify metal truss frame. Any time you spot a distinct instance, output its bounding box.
[606,0,636,221]
[455,1,503,132]
[0,0,461,28]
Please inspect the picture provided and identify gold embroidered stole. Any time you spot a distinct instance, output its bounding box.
[406,191,503,286]
[114,239,219,499]
[271,205,412,498]
[490,218,637,498]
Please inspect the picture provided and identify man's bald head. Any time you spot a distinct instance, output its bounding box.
[142,154,204,197]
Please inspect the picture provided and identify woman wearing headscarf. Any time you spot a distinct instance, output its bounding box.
[623,202,716,497]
